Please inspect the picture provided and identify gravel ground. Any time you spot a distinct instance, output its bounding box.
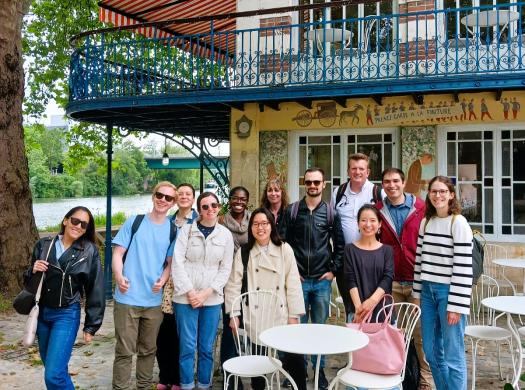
[0,301,520,389]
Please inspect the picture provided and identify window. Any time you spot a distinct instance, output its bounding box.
[439,126,525,241]
[292,129,398,202]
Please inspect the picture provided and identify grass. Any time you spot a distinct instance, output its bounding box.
[38,212,128,232]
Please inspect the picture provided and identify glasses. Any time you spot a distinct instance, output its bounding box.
[252,221,270,229]
[304,180,322,186]
[70,217,88,229]
[201,203,220,211]
[154,191,175,202]
[429,189,450,196]
[230,196,248,203]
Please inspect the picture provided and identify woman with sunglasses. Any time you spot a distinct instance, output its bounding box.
[260,178,289,238]
[172,192,234,390]
[224,207,306,390]
[412,176,473,390]
[23,206,105,389]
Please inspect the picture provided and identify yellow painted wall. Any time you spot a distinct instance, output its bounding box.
[231,91,524,132]
[229,103,261,201]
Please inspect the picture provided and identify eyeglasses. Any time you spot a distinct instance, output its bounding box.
[201,203,220,211]
[230,196,248,203]
[154,191,175,202]
[252,221,270,229]
[304,180,322,186]
[429,189,450,196]
[70,217,88,229]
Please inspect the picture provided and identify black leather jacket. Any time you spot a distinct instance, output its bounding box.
[282,199,344,279]
[23,236,105,335]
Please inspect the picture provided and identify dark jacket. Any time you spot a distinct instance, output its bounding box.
[376,195,426,282]
[282,198,344,278]
[23,236,105,335]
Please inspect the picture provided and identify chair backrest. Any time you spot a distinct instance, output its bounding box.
[483,243,508,278]
[376,302,421,380]
[230,290,286,356]
[468,274,500,327]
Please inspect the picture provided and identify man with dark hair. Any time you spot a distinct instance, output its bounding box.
[283,167,344,390]
[375,168,433,390]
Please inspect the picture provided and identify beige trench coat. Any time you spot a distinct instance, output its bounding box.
[224,241,305,342]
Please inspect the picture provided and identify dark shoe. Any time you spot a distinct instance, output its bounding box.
[318,368,328,390]
[282,378,292,388]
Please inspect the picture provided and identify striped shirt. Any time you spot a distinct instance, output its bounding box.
[412,214,473,315]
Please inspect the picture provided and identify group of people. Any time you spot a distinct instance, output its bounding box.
[23,152,473,390]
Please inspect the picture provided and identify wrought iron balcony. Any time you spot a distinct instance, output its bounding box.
[69,2,525,103]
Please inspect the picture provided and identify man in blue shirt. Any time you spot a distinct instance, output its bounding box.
[112,181,177,390]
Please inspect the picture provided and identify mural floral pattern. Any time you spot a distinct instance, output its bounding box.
[259,131,288,195]
[401,126,436,199]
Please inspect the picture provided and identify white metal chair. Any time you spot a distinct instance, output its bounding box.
[222,290,287,390]
[483,244,517,295]
[465,274,513,390]
[328,302,421,390]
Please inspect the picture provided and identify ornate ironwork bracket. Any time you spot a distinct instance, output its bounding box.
[152,132,230,199]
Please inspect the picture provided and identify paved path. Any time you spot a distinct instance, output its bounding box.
[0,301,520,389]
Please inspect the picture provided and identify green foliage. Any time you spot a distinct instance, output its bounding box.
[23,0,102,118]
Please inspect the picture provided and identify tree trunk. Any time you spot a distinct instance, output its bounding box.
[0,0,38,297]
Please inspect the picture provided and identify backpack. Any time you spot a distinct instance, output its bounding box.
[240,244,251,304]
[334,181,382,205]
[402,340,420,390]
[122,214,177,264]
[289,199,334,227]
[423,215,485,284]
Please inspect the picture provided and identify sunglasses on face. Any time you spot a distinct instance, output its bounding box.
[154,191,175,202]
[305,180,322,186]
[201,203,220,211]
[70,217,88,229]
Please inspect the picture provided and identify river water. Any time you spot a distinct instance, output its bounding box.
[33,194,155,229]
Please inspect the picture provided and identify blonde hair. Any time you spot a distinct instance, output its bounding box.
[152,181,178,199]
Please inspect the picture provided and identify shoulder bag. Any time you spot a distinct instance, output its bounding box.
[13,237,55,315]
[346,294,405,375]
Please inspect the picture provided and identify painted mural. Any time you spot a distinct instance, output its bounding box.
[401,126,436,200]
[259,131,288,196]
[234,91,525,131]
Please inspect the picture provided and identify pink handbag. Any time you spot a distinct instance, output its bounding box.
[346,295,405,375]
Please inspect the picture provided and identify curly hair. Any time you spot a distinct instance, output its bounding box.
[425,175,462,220]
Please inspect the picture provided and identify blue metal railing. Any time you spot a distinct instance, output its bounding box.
[69,2,525,102]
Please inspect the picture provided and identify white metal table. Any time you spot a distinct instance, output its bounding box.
[259,323,368,390]
[493,258,525,295]
[482,296,525,389]
[461,10,520,42]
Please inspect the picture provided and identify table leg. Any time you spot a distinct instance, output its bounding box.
[505,312,523,389]
[314,354,321,390]
[267,348,299,390]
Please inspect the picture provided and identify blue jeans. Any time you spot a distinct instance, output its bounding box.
[174,303,221,390]
[37,302,81,390]
[301,278,331,369]
[420,281,467,390]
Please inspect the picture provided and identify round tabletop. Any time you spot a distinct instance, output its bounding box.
[493,258,525,269]
[482,296,525,316]
[461,10,520,27]
[259,323,369,356]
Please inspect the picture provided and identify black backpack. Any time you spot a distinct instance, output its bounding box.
[334,181,382,206]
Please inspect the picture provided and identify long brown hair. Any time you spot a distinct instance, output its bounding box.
[425,175,462,220]
[260,178,289,214]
